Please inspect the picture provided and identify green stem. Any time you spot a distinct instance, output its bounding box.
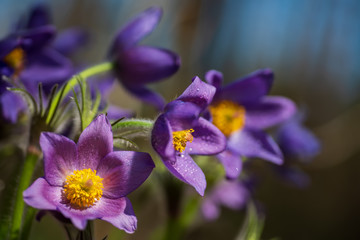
[10,149,41,240]
[46,62,115,124]
[111,118,154,129]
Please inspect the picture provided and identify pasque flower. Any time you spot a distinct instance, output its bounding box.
[201,179,251,220]
[23,114,155,232]
[109,6,180,110]
[205,69,296,179]
[151,77,226,195]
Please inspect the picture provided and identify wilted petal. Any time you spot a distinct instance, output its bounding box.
[77,114,113,170]
[216,149,242,179]
[218,68,273,104]
[177,77,216,111]
[228,128,283,165]
[187,117,226,155]
[151,114,175,160]
[111,6,162,52]
[97,151,154,198]
[40,132,77,186]
[245,96,297,129]
[205,70,223,93]
[163,154,206,196]
[118,46,180,87]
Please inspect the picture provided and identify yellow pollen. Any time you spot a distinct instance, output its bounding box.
[63,168,104,208]
[3,48,25,77]
[209,100,246,137]
[172,129,194,152]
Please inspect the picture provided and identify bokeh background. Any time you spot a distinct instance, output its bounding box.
[1,0,360,239]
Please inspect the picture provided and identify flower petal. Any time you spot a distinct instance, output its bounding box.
[228,128,283,165]
[77,114,113,170]
[125,85,165,110]
[216,149,242,179]
[0,90,25,123]
[205,70,223,92]
[23,178,58,211]
[97,151,154,198]
[26,4,51,28]
[101,197,137,234]
[111,6,162,52]
[177,77,216,111]
[151,114,175,160]
[53,28,88,56]
[187,117,226,155]
[164,101,201,131]
[245,96,297,129]
[106,105,133,120]
[117,46,180,87]
[218,68,274,104]
[21,25,55,50]
[163,154,206,196]
[40,132,77,186]
[21,47,73,94]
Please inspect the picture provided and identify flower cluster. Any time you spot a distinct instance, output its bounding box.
[0,4,320,239]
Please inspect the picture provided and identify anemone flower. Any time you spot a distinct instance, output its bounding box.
[23,114,155,232]
[109,6,180,110]
[205,69,296,179]
[151,77,226,195]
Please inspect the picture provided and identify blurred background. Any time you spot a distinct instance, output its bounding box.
[1,0,360,239]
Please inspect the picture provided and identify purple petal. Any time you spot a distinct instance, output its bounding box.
[0,90,25,123]
[111,6,162,52]
[117,46,180,87]
[21,47,73,94]
[0,36,20,58]
[106,105,133,120]
[276,117,320,161]
[164,101,201,131]
[228,128,283,165]
[216,149,242,179]
[177,77,216,111]
[26,4,51,28]
[24,178,137,232]
[204,70,223,92]
[163,154,206,196]
[125,85,165,110]
[215,180,250,209]
[187,117,226,155]
[40,132,77,186]
[101,197,137,234]
[77,114,113,170]
[245,96,297,129]
[53,28,88,56]
[23,178,58,211]
[151,114,175,160]
[21,25,55,50]
[218,68,273,104]
[201,198,219,220]
[273,166,311,188]
[97,151,154,198]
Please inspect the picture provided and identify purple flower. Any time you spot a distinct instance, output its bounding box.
[276,113,320,162]
[205,69,296,179]
[23,114,155,232]
[201,179,250,220]
[109,7,180,110]
[151,77,226,195]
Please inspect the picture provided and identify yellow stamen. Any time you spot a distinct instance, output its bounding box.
[172,129,194,152]
[63,168,104,208]
[209,100,246,137]
[3,47,25,77]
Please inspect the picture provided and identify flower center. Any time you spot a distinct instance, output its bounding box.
[3,47,25,77]
[172,129,194,152]
[209,100,246,137]
[63,168,104,208]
